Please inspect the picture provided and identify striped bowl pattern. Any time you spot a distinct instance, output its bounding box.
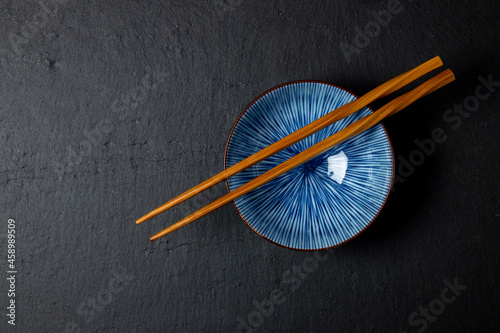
[225,81,394,250]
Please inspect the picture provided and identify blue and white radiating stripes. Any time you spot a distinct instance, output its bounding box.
[225,82,394,250]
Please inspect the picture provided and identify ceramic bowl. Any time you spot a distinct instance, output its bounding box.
[224,81,394,250]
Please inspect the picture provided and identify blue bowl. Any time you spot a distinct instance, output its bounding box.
[225,81,394,250]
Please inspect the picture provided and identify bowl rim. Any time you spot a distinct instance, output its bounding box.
[224,80,395,251]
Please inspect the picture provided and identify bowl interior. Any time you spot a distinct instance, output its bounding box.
[225,81,394,250]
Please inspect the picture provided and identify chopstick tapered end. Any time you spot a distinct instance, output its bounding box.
[136,206,168,224]
[136,216,147,224]
[136,200,181,225]
[150,230,168,241]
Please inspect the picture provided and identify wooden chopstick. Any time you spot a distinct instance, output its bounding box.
[149,69,455,241]
[136,56,443,225]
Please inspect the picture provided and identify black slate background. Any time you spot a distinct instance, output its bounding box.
[1,0,499,332]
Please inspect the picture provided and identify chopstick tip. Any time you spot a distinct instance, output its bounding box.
[136,214,152,224]
[150,233,161,241]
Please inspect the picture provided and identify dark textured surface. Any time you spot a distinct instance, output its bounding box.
[0,1,499,332]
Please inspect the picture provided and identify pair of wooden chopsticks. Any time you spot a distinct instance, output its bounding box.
[137,56,454,241]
